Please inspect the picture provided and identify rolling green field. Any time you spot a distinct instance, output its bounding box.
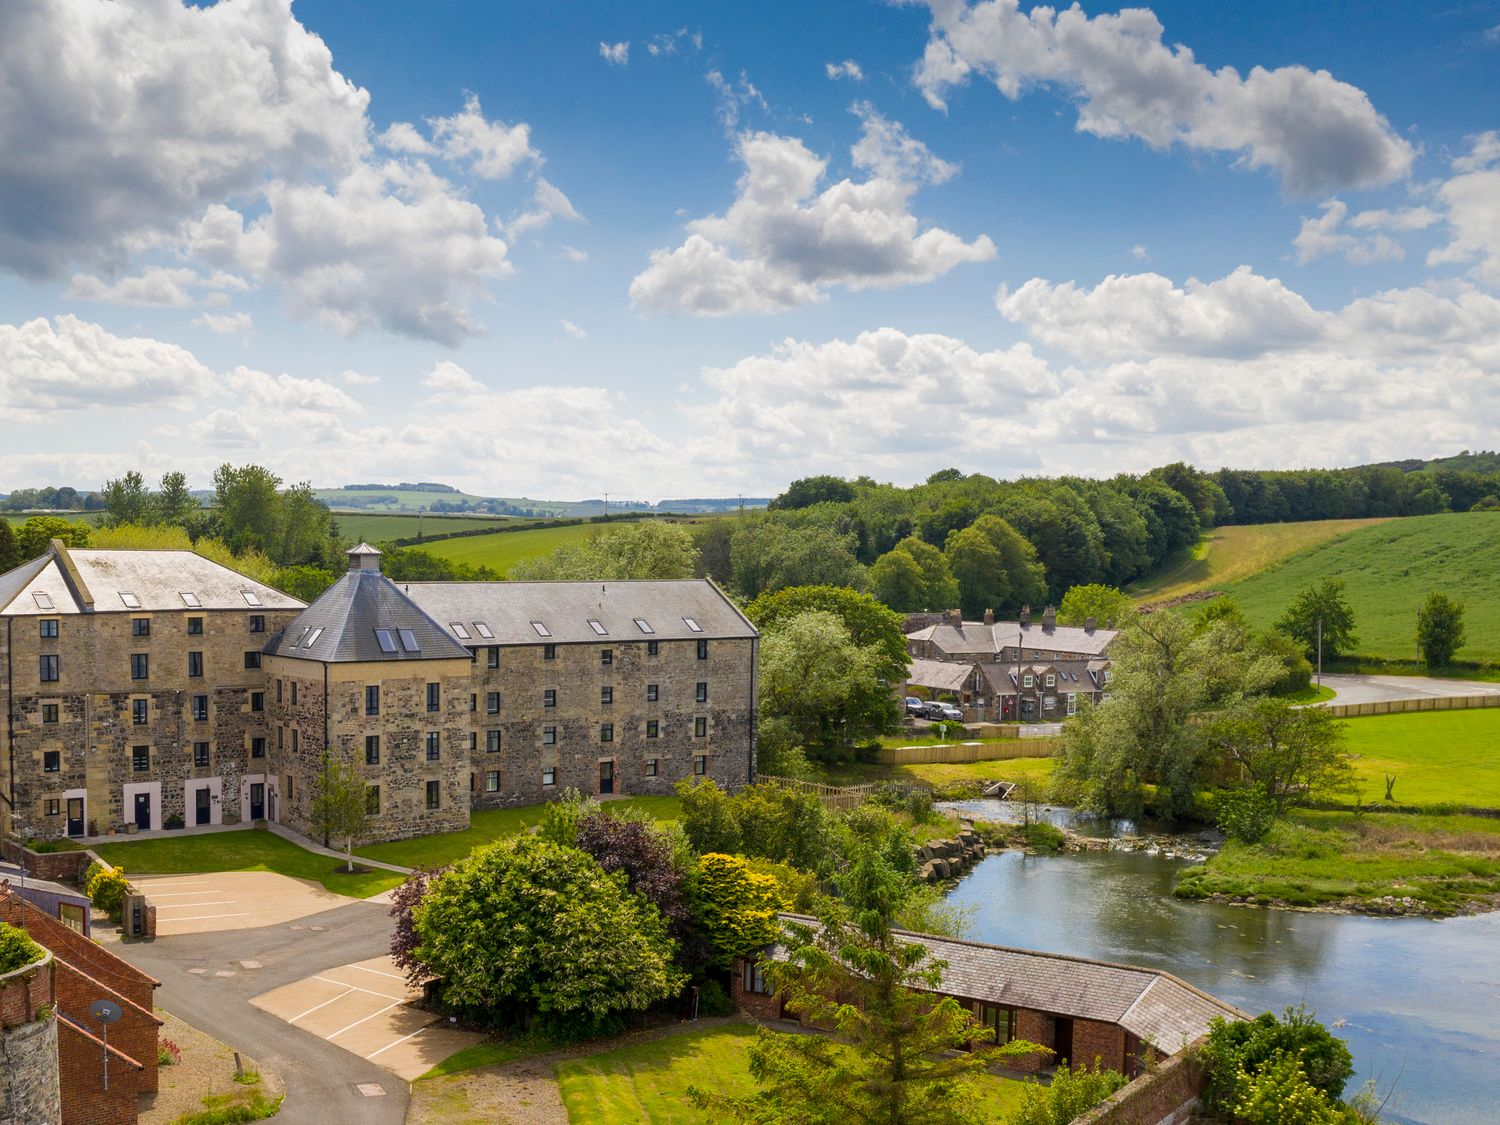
[1206,512,1500,661]
[1342,708,1500,808]
[1130,518,1389,604]
[2,512,97,527]
[416,521,605,575]
[330,511,516,543]
[313,486,591,517]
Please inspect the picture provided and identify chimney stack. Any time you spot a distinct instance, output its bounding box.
[1019,605,1031,627]
[943,608,962,627]
[983,608,995,625]
[1084,616,1097,633]
[1042,605,1056,630]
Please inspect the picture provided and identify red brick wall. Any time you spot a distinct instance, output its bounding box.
[0,892,157,1011]
[1072,1017,1126,1073]
[55,1013,140,1125]
[0,840,93,883]
[1013,1008,1053,1072]
[1075,1036,1208,1125]
[0,953,53,1029]
[52,959,159,1094]
[730,958,785,1021]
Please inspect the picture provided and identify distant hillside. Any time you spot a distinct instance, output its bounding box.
[1364,450,1500,476]
[1202,512,1500,663]
[309,485,768,518]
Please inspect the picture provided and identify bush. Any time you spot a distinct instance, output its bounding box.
[85,863,129,919]
[1215,786,1276,844]
[1020,823,1066,853]
[0,922,44,975]
[158,1038,182,1066]
[868,781,936,823]
[695,976,735,1016]
[1007,1059,1128,1125]
[1200,1006,1356,1115]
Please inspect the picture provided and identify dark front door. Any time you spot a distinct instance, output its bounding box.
[134,792,152,831]
[194,787,211,826]
[65,797,84,837]
[250,783,265,820]
[1053,1018,1074,1070]
[599,761,614,795]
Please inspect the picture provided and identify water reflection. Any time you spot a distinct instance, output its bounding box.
[946,849,1500,1124]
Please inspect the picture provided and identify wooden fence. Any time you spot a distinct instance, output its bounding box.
[754,775,905,812]
[1322,693,1500,719]
[875,741,1057,767]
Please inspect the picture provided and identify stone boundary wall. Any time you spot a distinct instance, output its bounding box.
[0,839,99,884]
[0,949,53,1029]
[876,741,1055,766]
[0,951,62,1125]
[1323,694,1500,719]
[1074,1036,1208,1125]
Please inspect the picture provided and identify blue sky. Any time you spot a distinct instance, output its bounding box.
[1,0,1498,500]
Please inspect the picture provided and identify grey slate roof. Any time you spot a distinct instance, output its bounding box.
[906,658,976,693]
[263,569,471,663]
[402,579,756,646]
[770,914,1242,1053]
[0,546,303,616]
[908,620,1118,658]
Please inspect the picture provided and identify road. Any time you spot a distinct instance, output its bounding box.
[1320,673,1500,705]
[112,897,409,1125]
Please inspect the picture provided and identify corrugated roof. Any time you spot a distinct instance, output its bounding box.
[0,547,302,615]
[402,579,756,646]
[909,620,1118,658]
[263,569,471,663]
[769,914,1242,1053]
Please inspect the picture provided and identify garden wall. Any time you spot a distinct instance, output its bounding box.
[1073,1036,1207,1125]
[0,951,62,1125]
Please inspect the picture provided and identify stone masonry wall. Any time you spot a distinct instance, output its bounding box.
[0,1012,61,1125]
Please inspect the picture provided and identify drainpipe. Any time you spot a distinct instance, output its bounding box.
[4,617,13,816]
[321,661,330,847]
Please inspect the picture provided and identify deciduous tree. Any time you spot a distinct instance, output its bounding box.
[1057,584,1135,628]
[690,852,785,969]
[15,516,89,559]
[1204,699,1353,814]
[1416,592,1465,667]
[311,753,369,872]
[510,519,700,580]
[745,586,908,684]
[1276,578,1358,662]
[0,519,22,573]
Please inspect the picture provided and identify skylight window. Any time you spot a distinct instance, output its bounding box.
[473,622,494,639]
[450,622,471,640]
[304,627,324,648]
[32,592,54,611]
[294,627,310,646]
[120,592,141,609]
[399,629,420,653]
[375,629,398,653]
[242,590,262,607]
[587,619,608,636]
[683,617,702,632]
[634,618,654,634]
[180,592,202,608]
[531,621,551,637]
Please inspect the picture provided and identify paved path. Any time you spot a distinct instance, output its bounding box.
[267,822,414,874]
[111,898,410,1125]
[1320,673,1500,705]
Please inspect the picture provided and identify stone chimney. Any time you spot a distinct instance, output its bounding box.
[1019,605,1031,627]
[1084,616,1097,633]
[942,608,962,627]
[983,608,995,625]
[1042,605,1056,630]
[346,542,383,572]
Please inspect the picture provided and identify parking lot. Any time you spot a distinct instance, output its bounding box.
[132,871,361,935]
[250,955,483,1080]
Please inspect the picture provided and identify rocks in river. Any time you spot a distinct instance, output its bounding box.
[1106,830,1221,863]
[917,828,987,883]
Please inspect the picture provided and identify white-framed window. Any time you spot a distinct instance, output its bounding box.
[542,767,557,786]
[1022,674,1033,689]
[1043,695,1055,710]
[1066,693,1077,716]
[1045,673,1056,688]
[485,770,500,793]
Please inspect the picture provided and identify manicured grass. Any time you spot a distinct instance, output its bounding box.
[1130,518,1390,604]
[555,1022,1029,1124]
[1341,708,1500,809]
[92,829,404,898]
[1175,811,1500,915]
[1204,512,1500,662]
[418,1035,552,1080]
[1285,683,1336,704]
[354,795,682,868]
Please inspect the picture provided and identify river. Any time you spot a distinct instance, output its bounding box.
[939,801,1500,1125]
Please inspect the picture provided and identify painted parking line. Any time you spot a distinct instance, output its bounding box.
[287,988,358,1025]
[144,890,224,898]
[365,1024,432,1060]
[166,912,252,923]
[326,1001,407,1041]
[155,900,237,909]
[345,963,406,981]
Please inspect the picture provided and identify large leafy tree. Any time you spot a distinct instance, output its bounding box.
[1057,584,1135,628]
[511,519,700,580]
[730,520,866,599]
[1276,578,1359,662]
[0,519,22,573]
[771,475,857,510]
[213,463,285,555]
[15,516,89,559]
[1416,592,1465,667]
[944,514,1047,619]
[153,470,198,527]
[100,470,152,527]
[411,836,686,1030]
[870,536,958,611]
[745,586,908,684]
[1204,699,1353,814]
[690,852,785,969]
[676,780,833,874]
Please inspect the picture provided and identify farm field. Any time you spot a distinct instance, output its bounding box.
[416,521,604,574]
[1131,518,1389,604]
[2,512,97,527]
[1209,512,1500,661]
[330,511,516,543]
[1340,708,1500,809]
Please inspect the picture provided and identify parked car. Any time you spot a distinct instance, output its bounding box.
[937,703,965,722]
[905,697,926,717]
[920,700,949,720]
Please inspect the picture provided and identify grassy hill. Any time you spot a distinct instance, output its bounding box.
[418,522,602,575]
[331,511,517,543]
[1208,512,1500,662]
[1130,518,1390,604]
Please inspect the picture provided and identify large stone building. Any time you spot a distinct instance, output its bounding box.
[2,540,757,844]
[904,606,1118,721]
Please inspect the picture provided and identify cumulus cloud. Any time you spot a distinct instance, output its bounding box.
[65,267,201,308]
[1429,132,1500,284]
[562,246,589,263]
[648,29,701,57]
[913,0,1414,193]
[194,312,253,335]
[600,41,629,65]
[507,178,584,239]
[1291,199,1433,265]
[428,94,537,180]
[560,319,587,339]
[339,369,381,386]
[630,105,995,315]
[826,60,864,81]
[378,121,435,155]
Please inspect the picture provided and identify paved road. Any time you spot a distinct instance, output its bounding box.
[1320,673,1500,705]
[111,897,409,1125]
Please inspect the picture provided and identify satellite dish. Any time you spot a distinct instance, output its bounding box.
[89,999,122,1025]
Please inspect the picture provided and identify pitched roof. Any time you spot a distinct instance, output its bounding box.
[263,569,471,663]
[401,579,756,646]
[769,914,1243,1053]
[905,657,976,693]
[0,545,302,616]
[909,619,1118,658]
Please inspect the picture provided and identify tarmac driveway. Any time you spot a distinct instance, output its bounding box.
[1321,673,1500,706]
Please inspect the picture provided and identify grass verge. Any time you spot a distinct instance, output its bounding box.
[92,830,403,898]
[355,795,682,869]
[808,756,1056,799]
[417,1034,555,1080]
[1340,708,1500,808]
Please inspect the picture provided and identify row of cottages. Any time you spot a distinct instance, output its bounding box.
[1,540,757,844]
[732,915,1244,1078]
[904,606,1118,721]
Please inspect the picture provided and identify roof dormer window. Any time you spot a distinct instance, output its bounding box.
[399,629,420,653]
[242,590,262,606]
[531,621,551,637]
[683,617,702,632]
[451,622,471,640]
[375,629,398,653]
[304,627,324,648]
[634,618,654,634]
[473,622,494,639]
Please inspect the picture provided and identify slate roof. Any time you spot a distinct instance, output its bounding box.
[769,914,1243,1053]
[263,568,472,663]
[0,545,303,616]
[908,620,1118,658]
[905,657,976,693]
[402,579,756,647]
[979,659,1105,696]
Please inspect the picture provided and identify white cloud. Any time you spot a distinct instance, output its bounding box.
[648,29,701,57]
[429,94,536,180]
[913,0,1414,193]
[65,267,201,308]
[562,246,589,263]
[826,60,864,81]
[1429,133,1500,284]
[1483,24,1500,46]
[1293,199,1405,265]
[0,314,213,415]
[507,177,584,239]
[193,409,258,449]
[227,367,361,416]
[561,319,587,339]
[194,312,253,335]
[1130,244,1148,261]
[707,70,770,132]
[339,369,381,386]
[0,0,370,279]
[600,41,629,65]
[630,105,995,315]
[378,121,435,155]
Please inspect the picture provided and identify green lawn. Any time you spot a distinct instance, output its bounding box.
[92,829,404,898]
[808,756,1056,798]
[354,795,682,869]
[1341,708,1500,809]
[1199,512,1500,662]
[556,1022,1029,1125]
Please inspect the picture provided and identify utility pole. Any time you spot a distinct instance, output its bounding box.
[603,492,609,521]
[1316,616,1323,688]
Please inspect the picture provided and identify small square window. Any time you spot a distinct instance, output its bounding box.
[249,615,266,633]
[39,655,59,683]
[600,723,613,743]
[696,639,708,660]
[41,704,59,724]
[426,780,440,810]
[366,785,381,815]
[694,716,707,738]
[130,653,149,680]
[487,692,501,714]
[251,737,266,759]
[43,750,60,773]
[131,618,151,637]
[646,640,660,657]
[543,689,556,708]
[543,725,557,746]
[187,617,203,635]
[427,683,441,712]
[366,736,381,764]
[132,699,148,726]
[696,681,708,704]
[132,746,150,772]
[1045,674,1056,688]
[646,720,659,739]
[1023,674,1033,689]
[250,691,264,713]
[543,643,556,660]
[245,651,261,670]
[694,754,708,776]
[645,758,658,777]
[187,651,204,678]
[45,799,60,817]
[601,648,613,666]
[486,729,501,753]
[193,742,210,768]
[39,619,59,639]
[542,767,557,787]
[485,770,500,792]
[601,686,613,705]
[647,684,659,702]
[426,731,441,761]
